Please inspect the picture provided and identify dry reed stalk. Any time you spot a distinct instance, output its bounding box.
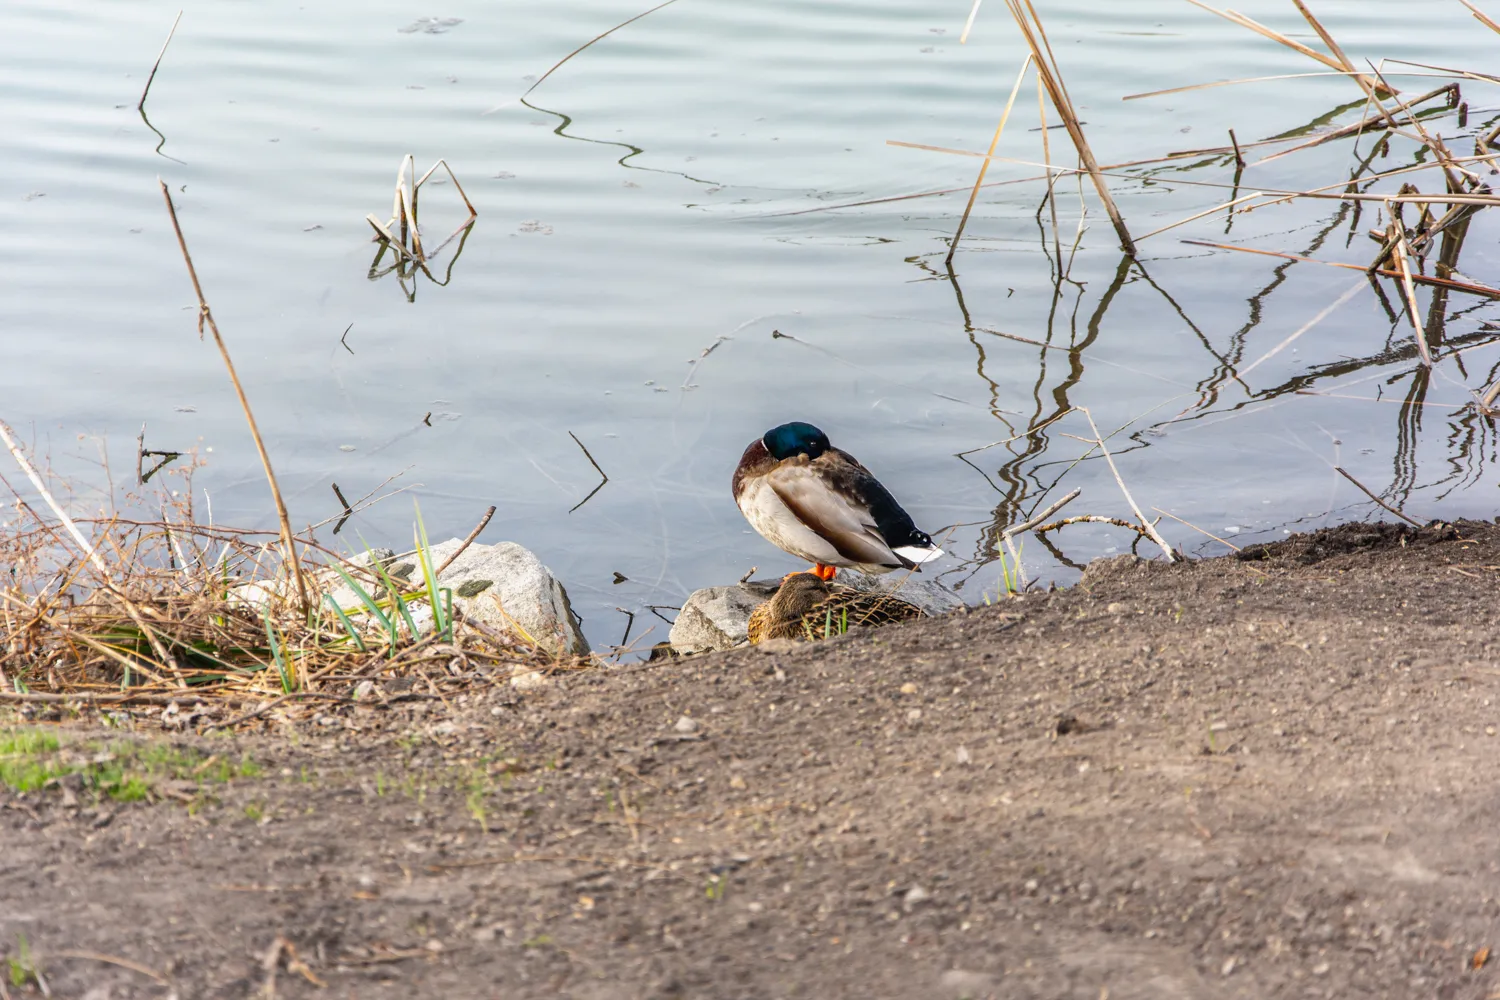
[1004,0,1135,254]
[1390,229,1434,367]
[159,180,309,614]
[947,54,1033,265]
[1075,408,1173,561]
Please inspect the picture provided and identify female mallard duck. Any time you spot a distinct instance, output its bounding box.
[732,421,942,581]
[746,572,927,643]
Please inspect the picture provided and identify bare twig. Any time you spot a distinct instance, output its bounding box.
[1181,239,1500,300]
[1227,128,1244,168]
[1036,514,1151,536]
[434,505,497,577]
[137,10,183,111]
[1333,467,1424,528]
[159,180,309,613]
[1002,488,1081,539]
[330,482,353,535]
[41,951,168,986]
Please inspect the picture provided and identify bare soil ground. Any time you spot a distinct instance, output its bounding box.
[4,519,1500,1000]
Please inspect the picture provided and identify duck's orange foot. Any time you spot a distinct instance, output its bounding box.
[809,563,839,582]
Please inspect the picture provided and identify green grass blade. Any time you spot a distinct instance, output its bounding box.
[413,502,448,638]
[323,593,368,652]
[331,564,396,645]
[261,605,293,693]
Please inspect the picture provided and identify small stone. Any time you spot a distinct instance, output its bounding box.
[939,969,998,998]
[1106,602,1124,614]
[353,680,376,700]
[955,746,972,766]
[316,715,338,727]
[1221,956,1238,977]
[906,708,922,722]
[903,885,930,910]
[1312,962,1330,976]
[674,715,700,734]
[900,682,918,695]
[729,775,746,790]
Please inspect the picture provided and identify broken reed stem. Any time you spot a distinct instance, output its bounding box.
[158,180,310,614]
[1228,128,1244,169]
[1077,408,1173,561]
[434,505,497,577]
[1004,0,1135,254]
[1252,83,1457,167]
[947,53,1033,265]
[1332,467,1424,528]
[1002,488,1081,539]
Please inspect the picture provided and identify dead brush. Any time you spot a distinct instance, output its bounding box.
[0,487,591,726]
[366,154,478,300]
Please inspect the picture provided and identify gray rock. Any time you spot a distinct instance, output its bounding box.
[837,570,965,616]
[420,539,589,657]
[668,580,778,654]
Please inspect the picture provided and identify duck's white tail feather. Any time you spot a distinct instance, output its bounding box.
[894,545,943,565]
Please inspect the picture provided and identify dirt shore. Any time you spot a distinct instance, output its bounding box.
[3,519,1499,999]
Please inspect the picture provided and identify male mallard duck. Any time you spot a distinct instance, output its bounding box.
[732,421,942,581]
[746,572,927,643]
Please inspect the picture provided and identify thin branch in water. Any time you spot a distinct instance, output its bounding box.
[1391,227,1434,367]
[340,323,354,355]
[1332,466,1424,527]
[567,431,609,513]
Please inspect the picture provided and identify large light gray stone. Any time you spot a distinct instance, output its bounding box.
[315,539,588,657]
[415,539,589,656]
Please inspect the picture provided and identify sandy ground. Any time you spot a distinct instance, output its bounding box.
[3,519,1500,999]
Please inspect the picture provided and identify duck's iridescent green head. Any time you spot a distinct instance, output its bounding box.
[763,421,830,460]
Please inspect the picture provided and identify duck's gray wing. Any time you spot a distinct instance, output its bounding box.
[764,463,909,569]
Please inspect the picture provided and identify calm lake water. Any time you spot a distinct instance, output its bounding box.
[4,0,1499,649]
